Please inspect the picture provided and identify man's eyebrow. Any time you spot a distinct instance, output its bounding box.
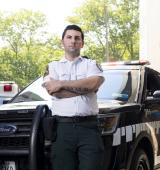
[66,35,72,37]
[66,35,81,39]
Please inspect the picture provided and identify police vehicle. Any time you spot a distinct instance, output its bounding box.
[0,60,160,170]
[0,81,19,105]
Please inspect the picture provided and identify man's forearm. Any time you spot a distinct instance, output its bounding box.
[61,76,104,94]
[51,89,81,98]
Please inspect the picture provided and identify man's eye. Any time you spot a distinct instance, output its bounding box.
[75,37,81,40]
[67,36,72,38]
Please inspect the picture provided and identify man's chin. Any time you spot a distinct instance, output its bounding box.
[68,50,80,56]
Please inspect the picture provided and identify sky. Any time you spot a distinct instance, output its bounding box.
[0,0,85,35]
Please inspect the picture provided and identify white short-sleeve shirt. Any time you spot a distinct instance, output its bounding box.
[47,56,103,117]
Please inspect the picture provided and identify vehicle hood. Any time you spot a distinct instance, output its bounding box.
[0,99,140,114]
[0,101,52,111]
[0,99,122,111]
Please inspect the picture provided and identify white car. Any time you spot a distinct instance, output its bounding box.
[0,81,19,104]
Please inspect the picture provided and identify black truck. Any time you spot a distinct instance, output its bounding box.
[1,60,160,170]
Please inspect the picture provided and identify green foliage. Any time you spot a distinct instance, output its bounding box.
[0,10,63,88]
[67,0,139,62]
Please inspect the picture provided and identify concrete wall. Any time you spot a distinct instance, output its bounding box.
[139,0,160,71]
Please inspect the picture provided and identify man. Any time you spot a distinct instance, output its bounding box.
[43,25,104,170]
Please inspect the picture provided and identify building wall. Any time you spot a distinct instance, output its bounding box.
[139,0,160,71]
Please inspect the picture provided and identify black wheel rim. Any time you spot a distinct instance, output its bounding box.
[137,159,149,170]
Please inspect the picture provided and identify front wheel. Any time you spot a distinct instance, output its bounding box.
[130,148,151,170]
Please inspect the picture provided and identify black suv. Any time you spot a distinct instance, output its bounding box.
[0,61,160,170]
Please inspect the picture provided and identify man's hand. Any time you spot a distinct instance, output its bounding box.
[42,78,62,95]
[42,77,81,98]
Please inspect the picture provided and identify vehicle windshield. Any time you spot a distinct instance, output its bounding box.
[11,69,139,103]
[97,69,139,102]
[11,77,52,103]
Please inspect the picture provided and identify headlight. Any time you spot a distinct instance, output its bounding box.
[98,114,119,135]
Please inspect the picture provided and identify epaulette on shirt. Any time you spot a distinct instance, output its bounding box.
[82,56,103,71]
[96,63,103,72]
[82,56,89,59]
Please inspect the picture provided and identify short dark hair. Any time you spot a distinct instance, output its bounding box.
[62,25,84,41]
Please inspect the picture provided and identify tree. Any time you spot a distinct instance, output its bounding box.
[67,0,139,62]
[0,10,63,88]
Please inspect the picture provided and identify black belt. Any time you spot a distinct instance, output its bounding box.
[56,115,97,123]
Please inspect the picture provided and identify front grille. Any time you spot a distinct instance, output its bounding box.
[0,110,34,149]
[0,137,30,148]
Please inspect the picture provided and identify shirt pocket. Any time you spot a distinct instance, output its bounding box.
[76,73,86,80]
[59,73,70,80]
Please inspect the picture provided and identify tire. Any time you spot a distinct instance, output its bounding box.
[130,148,151,170]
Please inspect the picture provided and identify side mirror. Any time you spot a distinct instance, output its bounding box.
[145,90,160,106]
[153,90,160,98]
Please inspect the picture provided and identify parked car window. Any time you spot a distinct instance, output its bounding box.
[12,77,51,103]
[97,69,139,102]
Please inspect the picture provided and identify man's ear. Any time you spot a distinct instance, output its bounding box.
[81,41,84,48]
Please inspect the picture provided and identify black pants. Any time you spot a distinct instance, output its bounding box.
[51,121,104,170]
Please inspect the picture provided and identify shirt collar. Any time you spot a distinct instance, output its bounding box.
[59,56,83,63]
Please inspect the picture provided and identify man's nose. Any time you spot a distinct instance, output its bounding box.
[71,37,76,43]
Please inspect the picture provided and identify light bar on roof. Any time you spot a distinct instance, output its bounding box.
[101,60,150,66]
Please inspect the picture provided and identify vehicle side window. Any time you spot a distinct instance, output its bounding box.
[146,68,160,97]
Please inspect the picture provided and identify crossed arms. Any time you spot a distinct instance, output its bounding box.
[42,76,104,98]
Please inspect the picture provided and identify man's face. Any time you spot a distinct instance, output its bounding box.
[62,29,84,56]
